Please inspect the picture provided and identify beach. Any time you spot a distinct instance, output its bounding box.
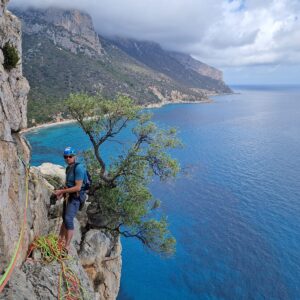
[21,98,212,134]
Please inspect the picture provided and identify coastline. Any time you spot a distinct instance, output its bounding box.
[21,98,213,134]
[21,118,78,134]
[143,98,212,108]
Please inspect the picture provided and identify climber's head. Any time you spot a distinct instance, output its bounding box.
[63,146,76,164]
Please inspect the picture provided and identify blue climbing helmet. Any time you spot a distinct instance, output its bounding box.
[63,146,76,156]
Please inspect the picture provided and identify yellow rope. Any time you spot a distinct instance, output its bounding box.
[0,164,30,292]
[0,154,87,298]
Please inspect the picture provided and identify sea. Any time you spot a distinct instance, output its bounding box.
[25,85,300,300]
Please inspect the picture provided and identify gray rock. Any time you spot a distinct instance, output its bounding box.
[0,268,38,300]
[20,7,104,58]
[34,162,66,187]
[80,229,122,300]
[20,250,96,300]
[0,0,30,269]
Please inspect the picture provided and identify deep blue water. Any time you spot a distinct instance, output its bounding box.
[26,86,300,300]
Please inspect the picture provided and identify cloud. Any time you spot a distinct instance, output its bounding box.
[189,0,300,67]
[9,0,300,69]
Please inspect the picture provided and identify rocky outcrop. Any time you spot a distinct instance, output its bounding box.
[35,163,122,300]
[15,7,104,57]
[0,3,121,299]
[80,230,122,300]
[0,0,30,270]
[1,216,97,299]
[1,163,122,299]
[1,220,97,299]
[0,8,29,131]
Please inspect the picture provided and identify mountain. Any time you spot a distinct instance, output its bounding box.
[168,51,223,81]
[109,38,229,91]
[13,7,231,126]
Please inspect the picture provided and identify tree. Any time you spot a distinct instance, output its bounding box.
[65,93,181,256]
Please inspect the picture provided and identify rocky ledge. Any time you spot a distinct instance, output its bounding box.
[1,163,122,300]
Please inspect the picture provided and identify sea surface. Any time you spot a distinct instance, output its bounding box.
[26,85,300,300]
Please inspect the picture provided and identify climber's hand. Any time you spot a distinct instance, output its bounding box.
[54,189,64,198]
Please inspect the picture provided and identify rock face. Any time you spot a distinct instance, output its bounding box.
[0,0,30,270]
[16,7,104,57]
[0,3,121,299]
[34,162,122,300]
[1,164,122,300]
[80,230,122,300]
[0,7,29,131]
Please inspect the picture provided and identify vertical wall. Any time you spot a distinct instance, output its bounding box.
[0,0,30,269]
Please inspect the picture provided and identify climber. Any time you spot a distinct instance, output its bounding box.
[54,146,87,252]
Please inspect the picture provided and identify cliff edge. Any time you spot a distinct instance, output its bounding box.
[0,2,121,299]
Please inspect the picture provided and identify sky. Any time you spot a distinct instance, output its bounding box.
[10,0,300,85]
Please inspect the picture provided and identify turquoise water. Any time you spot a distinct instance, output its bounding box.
[26,86,300,299]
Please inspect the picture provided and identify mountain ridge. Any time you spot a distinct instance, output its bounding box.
[13,7,232,126]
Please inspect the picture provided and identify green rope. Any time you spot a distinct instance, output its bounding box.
[0,164,30,291]
[28,234,88,300]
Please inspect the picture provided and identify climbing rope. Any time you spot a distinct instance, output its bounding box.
[25,163,86,299]
[27,234,68,263]
[0,162,30,292]
[0,152,86,299]
[27,234,86,300]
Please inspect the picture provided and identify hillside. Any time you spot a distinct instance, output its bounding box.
[13,7,231,126]
[109,38,230,92]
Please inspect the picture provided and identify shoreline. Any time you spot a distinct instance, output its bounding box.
[21,98,214,134]
[21,118,78,134]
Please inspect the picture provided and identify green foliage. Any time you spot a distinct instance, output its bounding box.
[3,42,19,71]
[66,93,182,256]
[22,34,161,125]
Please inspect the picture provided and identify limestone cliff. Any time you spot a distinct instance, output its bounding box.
[0,0,30,268]
[0,2,121,299]
[18,7,104,57]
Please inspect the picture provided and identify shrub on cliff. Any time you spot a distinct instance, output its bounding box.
[65,93,180,256]
[3,42,19,71]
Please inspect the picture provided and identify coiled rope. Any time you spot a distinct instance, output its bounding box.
[0,149,86,299]
[27,234,86,300]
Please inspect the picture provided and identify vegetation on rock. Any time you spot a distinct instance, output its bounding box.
[66,93,181,255]
[3,42,19,70]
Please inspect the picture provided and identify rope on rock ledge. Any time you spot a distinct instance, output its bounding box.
[27,234,87,300]
[0,154,87,299]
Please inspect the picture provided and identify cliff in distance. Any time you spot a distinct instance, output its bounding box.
[12,7,232,126]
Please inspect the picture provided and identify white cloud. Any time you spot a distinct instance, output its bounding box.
[9,0,300,69]
[191,0,300,67]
